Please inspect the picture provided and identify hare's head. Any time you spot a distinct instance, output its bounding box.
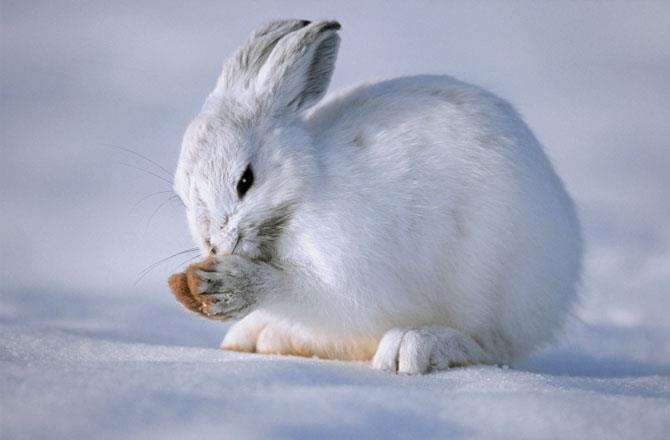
[175,20,341,261]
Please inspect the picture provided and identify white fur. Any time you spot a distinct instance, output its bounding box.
[175,20,582,373]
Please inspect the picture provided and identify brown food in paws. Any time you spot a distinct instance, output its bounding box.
[168,257,217,317]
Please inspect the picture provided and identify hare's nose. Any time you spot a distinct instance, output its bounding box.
[210,245,218,256]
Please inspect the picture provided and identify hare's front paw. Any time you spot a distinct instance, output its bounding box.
[169,256,259,320]
[192,256,258,319]
[371,327,491,374]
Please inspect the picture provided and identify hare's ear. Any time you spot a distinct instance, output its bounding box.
[207,20,311,106]
[256,21,341,116]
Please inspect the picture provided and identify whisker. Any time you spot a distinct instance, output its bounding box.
[134,247,199,286]
[103,143,174,178]
[117,161,173,185]
[145,194,180,231]
[131,190,175,211]
[172,253,202,271]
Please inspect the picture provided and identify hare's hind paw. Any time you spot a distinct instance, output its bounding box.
[220,311,272,353]
[372,326,491,374]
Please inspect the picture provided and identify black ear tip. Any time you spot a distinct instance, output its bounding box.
[324,21,341,31]
[302,20,341,32]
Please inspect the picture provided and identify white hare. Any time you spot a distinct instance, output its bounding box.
[172,20,582,374]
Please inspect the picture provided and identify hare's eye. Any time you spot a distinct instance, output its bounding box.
[236,164,254,199]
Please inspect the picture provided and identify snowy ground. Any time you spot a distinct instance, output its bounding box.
[2,1,670,439]
[2,289,669,439]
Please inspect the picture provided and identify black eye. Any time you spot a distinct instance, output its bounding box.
[236,164,254,199]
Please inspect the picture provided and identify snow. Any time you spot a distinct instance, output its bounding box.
[2,324,669,439]
[2,1,670,439]
[2,292,669,439]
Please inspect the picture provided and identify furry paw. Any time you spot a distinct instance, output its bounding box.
[168,256,256,320]
[371,327,491,374]
[220,311,271,352]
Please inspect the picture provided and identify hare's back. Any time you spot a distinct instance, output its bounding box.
[307,75,546,206]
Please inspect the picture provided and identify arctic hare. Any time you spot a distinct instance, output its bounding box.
[171,20,581,373]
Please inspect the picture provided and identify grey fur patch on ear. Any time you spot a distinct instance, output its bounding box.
[290,24,340,110]
[256,20,342,116]
[213,20,311,93]
[235,20,311,83]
